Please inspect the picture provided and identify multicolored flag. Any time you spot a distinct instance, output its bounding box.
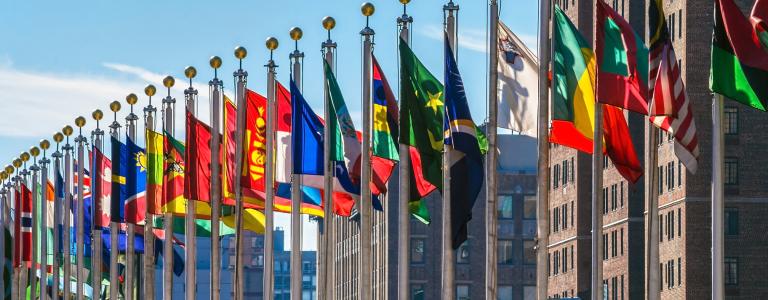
[73,162,93,257]
[14,184,32,266]
[551,5,596,153]
[497,20,539,137]
[184,111,213,204]
[444,37,486,249]
[710,0,768,111]
[649,0,699,173]
[92,147,112,228]
[146,129,164,215]
[125,138,147,225]
[111,137,127,223]
[753,0,768,50]
[372,54,400,162]
[595,0,649,115]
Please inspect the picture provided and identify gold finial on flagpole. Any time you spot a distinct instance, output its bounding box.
[110,101,121,113]
[126,93,138,105]
[30,146,40,158]
[75,116,86,136]
[53,132,64,151]
[184,66,197,88]
[40,139,50,156]
[266,37,279,60]
[323,16,336,31]
[145,85,157,97]
[20,152,30,163]
[290,27,303,42]
[93,110,103,121]
[399,0,410,4]
[0,171,6,181]
[235,46,248,60]
[13,159,22,169]
[362,2,375,16]
[4,165,13,176]
[210,56,222,79]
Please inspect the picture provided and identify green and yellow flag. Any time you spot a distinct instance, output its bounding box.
[146,129,164,215]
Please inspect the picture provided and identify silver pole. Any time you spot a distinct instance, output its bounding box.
[0,180,6,300]
[19,167,30,300]
[76,124,86,300]
[233,53,248,300]
[51,146,61,300]
[712,94,725,300]
[126,101,139,300]
[144,89,158,300]
[92,121,104,300]
[184,75,199,300]
[40,144,50,300]
[162,84,176,300]
[289,34,304,300]
[30,158,39,300]
[486,0,499,298]
[63,135,73,300]
[13,170,22,300]
[263,44,278,299]
[109,111,122,300]
[536,0,552,298]
[590,106,604,300]
[360,12,375,299]
[397,6,413,299]
[442,2,458,299]
[210,65,223,300]
[645,123,660,300]
[320,21,337,300]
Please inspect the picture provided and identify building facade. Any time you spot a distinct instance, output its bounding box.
[549,0,768,299]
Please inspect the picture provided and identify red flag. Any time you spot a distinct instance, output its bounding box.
[93,148,112,228]
[603,105,643,183]
[14,184,33,266]
[184,111,213,203]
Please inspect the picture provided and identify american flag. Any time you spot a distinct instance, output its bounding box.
[649,0,700,173]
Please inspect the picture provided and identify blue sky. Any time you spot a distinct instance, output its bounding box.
[0,0,540,250]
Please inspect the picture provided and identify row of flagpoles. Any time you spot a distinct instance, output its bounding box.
[1,0,767,299]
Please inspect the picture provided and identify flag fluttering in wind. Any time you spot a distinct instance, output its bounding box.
[595,1,649,115]
[551,6,596,153]
[146,129,164,215]
[497,20,539,137]
[444,37,486,249]
[603,105,643,183]
[753,0,768,50]
[73,162,93,257]
[649,0,699,173]
[372,54,400,162]
[710,0,768,111]
[92,147,112,228]
[125,138,147,225]
[14,184,32,266]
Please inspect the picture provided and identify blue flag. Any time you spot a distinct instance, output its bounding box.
[291,79,325,176]
[72,163,92,257]
[444,36,485,249]
[110,137,127,222]
[110,136,147,224]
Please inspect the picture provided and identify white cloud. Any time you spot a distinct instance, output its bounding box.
[419,24,538,54]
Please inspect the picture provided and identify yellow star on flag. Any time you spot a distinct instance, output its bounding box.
[425,91,443,113]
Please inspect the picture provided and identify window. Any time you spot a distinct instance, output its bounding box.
[562,160,568,185]
[547,253,551,276]
[562,247,568,273]
[457,241,470,264]
[678,208,682,237]
[553,207,560,232]
[523,286,536,300]
[724,107,738,134]
[620,182,624,208]
[603,187,609,214]
[553,250,560,275]
[612,231,618,258]
[611,184,617,211]
[498,195,514,219]
[523,240,536,265]
[669,211,675,241]
[669,260,675,287]
[553,164,560,188]
[498,240,515,265]
[658,166,664,195]
[725,208,739,236]
[621,275,625,300]
[668,162,675,191]
[725,257,738,285]
[411,284,425,300]
[603,233,609,260]
[725,157,739,185]
[678,9,683,39]
[660,263,664,290]
[570,157,575,182]
[570,245,574,269]
[498,286,513,300]
[620,228,624,255]
[678,161,682,187]
[571,201,575,227]
[612,277,618,300]
[659,214,663,243]
[411,238,425,263]
[678,257,682,286]
[562,204,568,230]
[523,195,536,219]
[456,284,470,300]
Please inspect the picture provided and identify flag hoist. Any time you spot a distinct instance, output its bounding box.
[396,2,413,299]
[108,100,122,300]
[143,84,158,300]
[442,2,458,299]
[289,26,304,300]
[29,146,39,300]
[125,92,139,300]
[184,65,200,300]
[62,125,73,300]
[11,158,21,300]
[13,155,25,300]
[74,115,87,300]
[39,139,51,300]
[91,109,105,299]
[262,37,279,299]
[319,16,336,300]
[162,75,177,300]
[52,132,64,300]
[233,45,249,300]
[184,64,199,300]
[486,1,499,298]
[210,53,224,300]
[20,152,30,298]
[359,2,375,297]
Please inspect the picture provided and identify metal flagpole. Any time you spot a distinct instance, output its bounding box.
[442,2,458,299]
[184,67,199,300]
[232,46,249,300]
[396,2,413,298]
[0,170,6,300]
[590,102,604,300]
[263,38,279,299]
[125,93,139,300]
[288,27,305,300]
[62,126,74,300]
[320,16,337,300]
[75,116,88,300]
[108,101,123,300]
[17,156,30,300]
[162,75,177,300]
[536,0,552,298]
[30,148,40,300]
[359,3,375,298]
[143,84,158,300]
[486,1,499,298]
[92,110,105,299]
[210,56,224,300]
[712,94,725,300]
[645,123,660,300]
[40,139,51,300]
[51,133,63,300]
[11,159,22,300]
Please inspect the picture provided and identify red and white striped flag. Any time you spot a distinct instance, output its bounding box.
[649,0,700,173]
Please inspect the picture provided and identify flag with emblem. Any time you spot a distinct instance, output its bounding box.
[14,184,33,266]
[497,20,539,137]
[73,161,93,256]
[93,147,112,228]
[146,129,164,215]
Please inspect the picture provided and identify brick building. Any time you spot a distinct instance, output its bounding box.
[549,0,768,299]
